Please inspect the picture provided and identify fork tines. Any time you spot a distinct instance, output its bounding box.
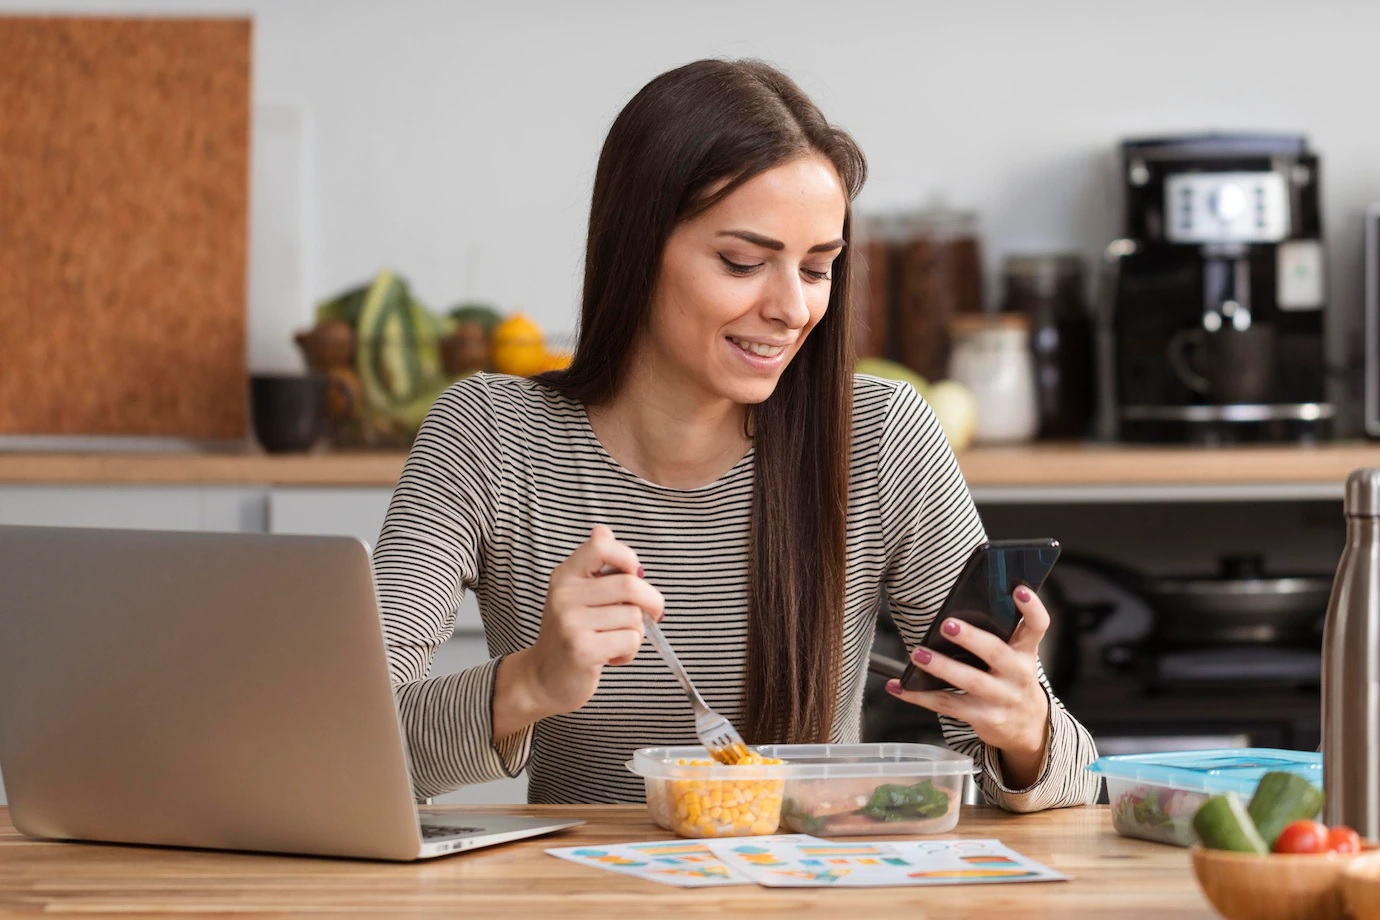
[705,731,751,765]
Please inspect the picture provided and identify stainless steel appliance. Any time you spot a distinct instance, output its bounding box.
[864,553,1326,762]
[1322,468,1380,839]
[1364,204,1380,438]
[1099,134,1332,443]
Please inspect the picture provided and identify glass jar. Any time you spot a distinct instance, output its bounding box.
[892,209,984,381]
[1000,254,1094,439]
[850,215,900,360]
[948,313,1038,444]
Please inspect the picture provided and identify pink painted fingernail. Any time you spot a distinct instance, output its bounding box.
[885,679,902,695]
[1015,585,1032,602]
[637,566,645,578]
[912,647,932,665]
[942,619,961,637]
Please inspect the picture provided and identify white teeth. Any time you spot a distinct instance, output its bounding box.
[729,337,786,358]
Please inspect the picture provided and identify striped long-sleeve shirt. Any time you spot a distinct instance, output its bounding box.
[375,372,1100,809]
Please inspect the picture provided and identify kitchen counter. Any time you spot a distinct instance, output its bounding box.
[0,441,1377,501]
[0,804,1216,917]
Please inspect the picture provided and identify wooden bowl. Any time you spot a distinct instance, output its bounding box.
[1190,843,1379,920]
[1343,852,1380,920]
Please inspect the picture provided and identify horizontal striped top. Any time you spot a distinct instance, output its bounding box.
[375,372,1100,810]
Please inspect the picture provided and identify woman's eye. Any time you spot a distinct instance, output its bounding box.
[719,254,760,275]
[802,267,832,282]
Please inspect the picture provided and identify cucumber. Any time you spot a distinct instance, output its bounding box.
[1193,792,1269,853]
[1248,771,1325,849]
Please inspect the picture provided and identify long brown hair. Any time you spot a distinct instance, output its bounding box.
[535,59,866,744]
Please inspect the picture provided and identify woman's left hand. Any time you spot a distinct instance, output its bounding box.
[885,585,1052,784]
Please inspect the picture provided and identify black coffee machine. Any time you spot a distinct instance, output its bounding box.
[1099,133,1332,443]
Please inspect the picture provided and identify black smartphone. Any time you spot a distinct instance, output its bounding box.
[899,538,1061,692]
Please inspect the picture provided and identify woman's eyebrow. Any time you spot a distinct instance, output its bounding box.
[717,229,847,254]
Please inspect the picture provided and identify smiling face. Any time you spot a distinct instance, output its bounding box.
[637,154,848,409]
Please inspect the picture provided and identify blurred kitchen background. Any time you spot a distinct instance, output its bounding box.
[3,0,1380,805]
[6,0,1379,407]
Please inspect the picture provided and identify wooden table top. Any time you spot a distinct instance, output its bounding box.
[0,804,1216,917]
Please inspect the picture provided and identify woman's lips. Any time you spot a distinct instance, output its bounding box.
[726,335,790,369]
[727,335,787,358]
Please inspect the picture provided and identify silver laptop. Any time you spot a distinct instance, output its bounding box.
[0,525,581,861]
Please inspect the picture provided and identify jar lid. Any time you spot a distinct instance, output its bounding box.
[1003,253,1085,282]
[856,213,912,243]
[904,208,979,239]
[950,312,1029,334]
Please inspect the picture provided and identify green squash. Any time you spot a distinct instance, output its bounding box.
[355,270,444,410]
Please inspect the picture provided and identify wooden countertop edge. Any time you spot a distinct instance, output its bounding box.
[957,441,1380,487]
[0,450,408,486]
[0,442,1377,487]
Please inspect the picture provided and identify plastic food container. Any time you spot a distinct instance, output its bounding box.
[628,742,974,839]
[1087,748,1323,847]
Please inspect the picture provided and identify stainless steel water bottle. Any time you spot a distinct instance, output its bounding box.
[1322,468,1380,838]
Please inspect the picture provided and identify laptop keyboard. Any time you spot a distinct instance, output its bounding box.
[420,823,481,840]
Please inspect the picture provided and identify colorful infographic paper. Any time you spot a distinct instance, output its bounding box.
[546,835,816,887]
[550,835,1069,889]
[704,837,1071,888]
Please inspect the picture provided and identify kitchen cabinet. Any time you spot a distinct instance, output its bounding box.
[0,483,526,807]
[5,442,1374,804]
[267,487,485,634]
[0,485,266,532]
[0,485,268,809]
[963,498,1341,759]
[268,486,527,806]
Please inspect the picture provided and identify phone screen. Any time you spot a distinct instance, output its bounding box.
[900,539,1060,692]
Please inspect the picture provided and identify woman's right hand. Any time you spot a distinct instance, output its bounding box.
[493,526,664,739]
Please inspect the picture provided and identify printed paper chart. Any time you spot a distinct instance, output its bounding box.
[705,837,1071,888]
[547,835,816,887]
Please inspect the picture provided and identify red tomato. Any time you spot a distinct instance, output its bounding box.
[1325,825,1362,854]
[1273,819,1330,854]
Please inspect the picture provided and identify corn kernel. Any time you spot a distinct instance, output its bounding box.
[664,750,784,838]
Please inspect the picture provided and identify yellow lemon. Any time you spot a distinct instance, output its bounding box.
[540,350,573,372]
[491,313,547,376]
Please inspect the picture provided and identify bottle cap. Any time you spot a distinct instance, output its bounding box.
[1344,468,1380,517]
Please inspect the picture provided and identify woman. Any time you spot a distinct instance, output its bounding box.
[376,58,1100,810]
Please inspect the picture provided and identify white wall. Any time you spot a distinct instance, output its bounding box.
[6,0,1377,403]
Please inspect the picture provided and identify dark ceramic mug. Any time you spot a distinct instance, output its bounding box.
[249,373,329,453]
[1168,324,1276,404]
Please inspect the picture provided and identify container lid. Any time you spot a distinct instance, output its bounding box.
[1345,468,1380,518]
[628,742,975,782]
[1086,747,1321,795]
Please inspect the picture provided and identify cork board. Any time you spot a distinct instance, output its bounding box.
[0,16,251,439]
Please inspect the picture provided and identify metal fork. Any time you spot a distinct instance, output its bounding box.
[642,612,750,765]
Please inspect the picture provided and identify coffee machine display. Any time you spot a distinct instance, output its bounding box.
[1100,134,1332,442]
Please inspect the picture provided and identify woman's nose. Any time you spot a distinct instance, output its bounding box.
[762,271,811,329]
